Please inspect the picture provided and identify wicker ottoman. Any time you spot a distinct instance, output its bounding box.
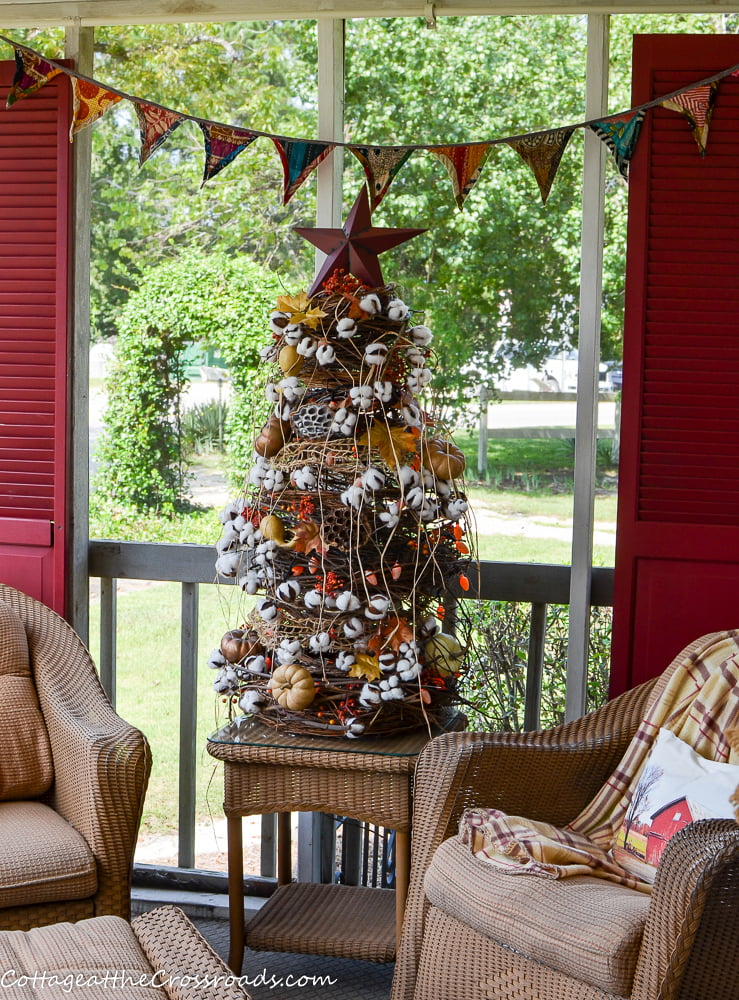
[0,905,249,999]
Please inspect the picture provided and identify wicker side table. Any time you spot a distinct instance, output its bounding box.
[206,716,463,973]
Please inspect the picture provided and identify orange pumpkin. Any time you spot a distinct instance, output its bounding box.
[268,663,316,711]
[254,416,291,458]
[220,629,263,664]
[422,438,466,480]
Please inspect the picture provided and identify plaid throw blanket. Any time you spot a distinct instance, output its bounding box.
[460,630,739,893]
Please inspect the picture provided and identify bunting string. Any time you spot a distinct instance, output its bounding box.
[3,34,739,211]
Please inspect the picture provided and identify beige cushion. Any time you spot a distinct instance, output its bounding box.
[0,600,53,801]
[425,835,650,997]
[0,802,96,908]
[0,914,160,999]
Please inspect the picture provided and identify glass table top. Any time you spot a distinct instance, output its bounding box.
[207,711,465,757]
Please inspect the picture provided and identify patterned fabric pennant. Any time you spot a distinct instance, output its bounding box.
[506,127,575,205]
[588,110,646,179]
[135,102,185,166]
[6,47,62,107]
[71,78,123,138]
[661,82,718,155]
[349,145,413,209]
[200,122,258,185]
[271,138,335,204]
[429,143,493,210]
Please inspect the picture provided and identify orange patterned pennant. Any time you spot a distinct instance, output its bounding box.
[71,78,123,138]
[661,82,718,156]
[506,127,575,205]
[429,143,493,210]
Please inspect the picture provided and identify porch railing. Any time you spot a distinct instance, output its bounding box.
[88,539,614,880]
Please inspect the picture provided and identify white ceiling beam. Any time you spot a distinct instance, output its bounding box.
[0,0,736,27]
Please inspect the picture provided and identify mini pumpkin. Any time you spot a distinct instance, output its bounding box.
[422,438,466,480]
[278,344,304,377]
[220,629,263,664]
[423,632,465,676]
[254,416,291,458]
[268,663,316,711]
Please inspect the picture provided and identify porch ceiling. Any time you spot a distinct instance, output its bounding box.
[0,0,735,27]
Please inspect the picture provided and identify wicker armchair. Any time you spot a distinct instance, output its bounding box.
[392,667,739,1000]
[0,584,151,930]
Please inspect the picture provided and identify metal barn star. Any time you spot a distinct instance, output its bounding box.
[294,186,426,294]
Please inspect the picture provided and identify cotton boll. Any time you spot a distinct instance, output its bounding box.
[336,651,357,672]
[208,649,227,670]
[364,342,389,367]
[279,639,302,659]
[239,690,265,714]
[213,668,233,694]
[238,570,261,595]
[435,479,452,498]
[304,589,324,610]
[343,617,364,639]
[218,501,241,525]
[398,465,420,488]
[273,400,292,421]
[409,324,433,347]
[309,632,331,653]
[399,662,423,681]
[444,497,469,519]
[215,552,241,578]
[406,346,426,367]
[336,591,362,612]
[340,485,364,510]
[405,486,425,510]
[420,500,438,522]
[387,298,408,321]
[346,721,365,738]
[292,466,318,490]
[365,595,390,620]
[330,407,357,436]
[359,293,381,315]
[297,336,318,358]
[315,342,336,366]
[379,653,396,672]
[265,383,280,403]
[362,467,385,491]
[336,317,357,339]
[278,376,305,401]
[244,654,268,674]
[283,324,302,346]
[373,381,393,403]
[419,617,441,639]
[256,598,279,622]
[378,502,400,529]
[270,311,290,336]
[400,404,422,427]
[216,523,240,553]
[276,579,301,602]
[359,683,381,707]
[349,386,374,410]
[259,344,277,362]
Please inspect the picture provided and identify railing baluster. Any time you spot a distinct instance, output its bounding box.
[178,581,199,870]
[524,602,547,731]
[99,576,117,705]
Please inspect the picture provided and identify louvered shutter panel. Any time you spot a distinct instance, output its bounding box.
[611,35,739,695]
[0,62,71,615]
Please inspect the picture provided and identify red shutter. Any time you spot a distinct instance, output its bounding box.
[0,62,71,616]
[611,35,739,695]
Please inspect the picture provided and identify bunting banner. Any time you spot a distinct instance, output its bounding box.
[200,122,259,185]
[6,48,61,107]
[588,110,646,179]
[271,138,335,204]
[349,145,414,209]
[135,102,185,166]
[71,78,123,138]
[2,35,739,212]
[429,143,493,210]
[661,82,718,155]
[506,127,575,204]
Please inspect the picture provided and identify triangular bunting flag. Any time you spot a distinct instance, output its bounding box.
[661,82,718,155]
[71,78,123,138]
[135,102,185,166]
[271,138,335,204]
[429,143,493,210]
[200,122,258,185]
[588,110,646,179]
[6,47,61,107]
[349,145,413,209]
[506,127,575,205]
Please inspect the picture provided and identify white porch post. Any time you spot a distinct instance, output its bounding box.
[65,24,94,642]
[300,17,346,883]
[565,14,609,721]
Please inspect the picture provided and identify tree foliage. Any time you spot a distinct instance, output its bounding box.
[93,248,282,508]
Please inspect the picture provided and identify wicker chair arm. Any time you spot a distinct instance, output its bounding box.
[391,679,656,1000]
[632,819,739,1000]
[0,586,151,919]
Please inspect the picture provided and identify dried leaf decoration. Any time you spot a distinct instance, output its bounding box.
[358,424,419,468]
[285,520,326,555]
[349,654,383,681]
[368,616,415,654]
[276,291,327,330]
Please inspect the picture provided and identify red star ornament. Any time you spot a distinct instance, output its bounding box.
[294,186,426,295]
